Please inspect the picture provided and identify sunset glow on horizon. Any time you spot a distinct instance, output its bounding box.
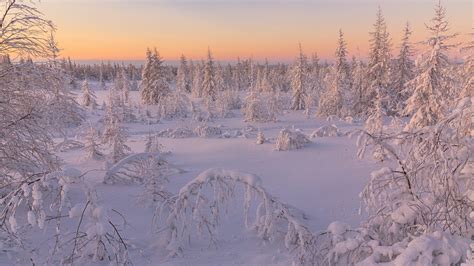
[39,0,472,62]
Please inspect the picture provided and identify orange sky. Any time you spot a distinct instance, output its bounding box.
[38,0,472,62]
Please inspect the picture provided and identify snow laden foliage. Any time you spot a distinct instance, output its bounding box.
[176,54,191,93]
[318,30,351,118]
[140,48,170,107]
[158,168,318,264]
[275,128,311,151]
[80,79,97,109]
[0,0,55,57]
[83,127,104,161]
[66,182,130,265]
[202,48,217,102]
[391,22,415,114]
[243,89,282,122]
[310,125,341,138]
[103,152,179,185]
[404,2,456,130]
[256,130,265,144]
[0,60,83,200]
[365,6,392,117]
[290,44,309,110]
[331,96,473,265]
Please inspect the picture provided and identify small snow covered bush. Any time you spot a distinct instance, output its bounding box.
[310,124,341,138]
[157,127,196,138]
[275,128,311,151]
[194,124,223,138]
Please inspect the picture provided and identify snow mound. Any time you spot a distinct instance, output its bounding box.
[156,127,196,138]
[310,124,341,138]
[275,128,311,151]
[194,124,223,138]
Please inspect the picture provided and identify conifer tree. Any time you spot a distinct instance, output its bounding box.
[202,48,217,101]
[290,43,309,110]
[177,54,191,93]
[140,48,170,107]
[404,2,456,130]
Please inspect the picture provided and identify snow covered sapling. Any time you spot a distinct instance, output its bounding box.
[290,44,309,110]
[80,79,97,109]
[256,130,265,144]
[83,127,104,161]
[275,128,311,151]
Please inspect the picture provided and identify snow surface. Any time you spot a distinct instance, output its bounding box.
[53,85,377,265]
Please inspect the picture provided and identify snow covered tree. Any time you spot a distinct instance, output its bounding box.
[191,60,204,97]
[80,79,97,108]
[140,48,170,107]
[83,127,104,160]
[0,0,55,57]
[177,54,191,93]
[351,59,369,115]
[118,67,131,104]
[202,48,217,101]
[404,2,457,130]
[366,6,392,115]
[290,43,309,110]
[103,115,130,163]
[318,30,351,118]
[256,130,265,144]
[391,22,415,114]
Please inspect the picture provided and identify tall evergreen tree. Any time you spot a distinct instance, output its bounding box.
[404,2,456,130]
[177,54,191,93]
[391,22,415,114]
[366,6,392,115]
[140,48,170,107]
[202,48,217,101]
[290,43,309,110]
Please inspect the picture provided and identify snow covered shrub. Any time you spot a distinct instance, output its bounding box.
[66,184,130,265]
[0,168,82,263]
[215,89,241,118]
[157,127,196,139]
[336,90,474,265]
[256,130,265,144]
[310,125,341,138]
[80,79,97,109]
[243,90,281,122]
[83,127,104,161]
[275,128,311,151]
[158,168,318,264]
[194,124,223,138]
[103,152,178,185]
[55,139,84,152]
[144,133,164,153]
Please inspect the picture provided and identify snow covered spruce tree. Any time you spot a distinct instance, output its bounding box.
[202,48,217,115]
[404,2,457,130]
[290,44,309,110]
[80,79,97,109]
[140,48,170,107]
[391,22,415,114]
[176,54,191,93]
[318,30,351,118]
[365,6,392,116]
[103,89,131,163]
[83,127,104,161]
